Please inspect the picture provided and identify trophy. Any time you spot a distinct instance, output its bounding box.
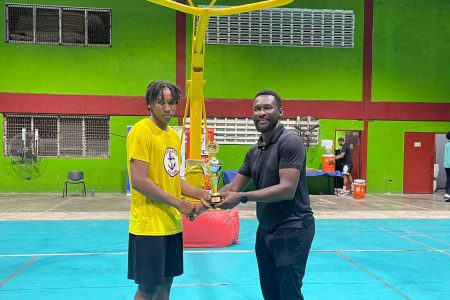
[207,141,222,207]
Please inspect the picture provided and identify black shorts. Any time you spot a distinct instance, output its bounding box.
[128,232,184,285]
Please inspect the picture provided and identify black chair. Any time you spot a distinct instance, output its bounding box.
[63,171,86,197]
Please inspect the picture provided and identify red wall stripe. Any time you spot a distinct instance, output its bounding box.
[0,93,147,116]
[1,93,449,121]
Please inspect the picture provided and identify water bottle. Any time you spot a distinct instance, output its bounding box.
[90,189,94,197]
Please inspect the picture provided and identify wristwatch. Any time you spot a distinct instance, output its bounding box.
[240,192,248,203]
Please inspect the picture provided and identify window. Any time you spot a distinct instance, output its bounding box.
[5,3,111,47]
[3,114,110,158]
[185,117,319,145]
[202,6,354,48]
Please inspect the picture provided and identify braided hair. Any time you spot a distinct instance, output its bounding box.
[145,80,181,109]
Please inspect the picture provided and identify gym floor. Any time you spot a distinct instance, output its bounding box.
[1,191,449,299]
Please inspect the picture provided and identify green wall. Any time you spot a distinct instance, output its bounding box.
[367,121,450,193]
[372,0,450,102]
[0,0,177,95]
[189,0,364,100]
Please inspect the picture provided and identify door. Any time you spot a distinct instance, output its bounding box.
[345,132,362,180]
[403,133,435,193]
[435,133,447,189]
[335,130,362,187]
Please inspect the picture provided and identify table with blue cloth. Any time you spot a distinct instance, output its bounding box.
[222,170,342,195]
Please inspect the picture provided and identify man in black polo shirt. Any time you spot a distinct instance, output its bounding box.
[217,89,315,300]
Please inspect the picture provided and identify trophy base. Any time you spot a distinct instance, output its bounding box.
[210,193,222,208]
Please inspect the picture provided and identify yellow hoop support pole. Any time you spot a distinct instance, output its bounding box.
[147,0,294,161]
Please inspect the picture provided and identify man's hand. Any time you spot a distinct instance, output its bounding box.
[215,191,241,210]
[198,189,211,209]
[178,200,195,218]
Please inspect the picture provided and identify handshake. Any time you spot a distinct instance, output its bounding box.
[183,190,244,221]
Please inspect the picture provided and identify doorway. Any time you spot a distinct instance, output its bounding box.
[334,130,363,187]
[435,133,447,190]
[403,132,435,193]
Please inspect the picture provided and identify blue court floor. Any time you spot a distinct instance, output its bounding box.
[1,218,449,299]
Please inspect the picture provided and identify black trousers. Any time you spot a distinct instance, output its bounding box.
[255,223,315,300]
[446,168,450,194]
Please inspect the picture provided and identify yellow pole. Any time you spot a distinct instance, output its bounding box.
[147,0,294,160]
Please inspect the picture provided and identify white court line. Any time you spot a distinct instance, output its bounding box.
[380,226,450,256]
[399,227,450,247]
[1,248,449,258]
[173,283,229,286]
[44,198,73,212]
[370,195,431,211]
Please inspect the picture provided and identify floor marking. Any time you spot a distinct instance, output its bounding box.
[44,198,72,212]
[1,249,449,258]
[379,226,450,257]
[336,251,412,300]
[399,227,450,247]
[370,195,431,211]
[0,256,38,288]
[173,283,229,286]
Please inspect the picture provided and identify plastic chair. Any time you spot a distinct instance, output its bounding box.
[63,171,86,197]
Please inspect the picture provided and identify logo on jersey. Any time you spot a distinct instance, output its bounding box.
[164,147,179,177]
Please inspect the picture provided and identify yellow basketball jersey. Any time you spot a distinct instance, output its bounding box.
[127,118,182,236]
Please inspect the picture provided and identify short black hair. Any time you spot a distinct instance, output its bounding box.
[338,137,345,142]
[145,80,181,107]
[446,131,450,140]
[254,89,282,109]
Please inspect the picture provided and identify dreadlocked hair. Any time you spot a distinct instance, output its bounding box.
[145,80,181,107]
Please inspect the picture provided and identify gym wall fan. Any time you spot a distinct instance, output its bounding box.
[7,128,47,180]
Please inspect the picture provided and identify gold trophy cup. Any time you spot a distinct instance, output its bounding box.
[207,141,222,207]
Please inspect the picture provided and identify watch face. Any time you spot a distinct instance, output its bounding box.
[240,194,248,203]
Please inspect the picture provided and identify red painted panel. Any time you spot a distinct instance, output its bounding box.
[345,132,362,181]
[2,93,450,121]
[363,0,374,102]
[0,92,148,115]
[403,133,435,193]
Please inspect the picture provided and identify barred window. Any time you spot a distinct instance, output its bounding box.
[201,6,354,48]
[3,114,110,158]
[185,117,319,146]
[5,3,111,47]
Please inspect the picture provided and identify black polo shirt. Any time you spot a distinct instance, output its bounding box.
[238,123,314,231]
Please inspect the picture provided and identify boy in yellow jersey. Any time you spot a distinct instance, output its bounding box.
[127,80,210,300]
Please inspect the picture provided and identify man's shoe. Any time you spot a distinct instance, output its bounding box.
[445,194,450,202]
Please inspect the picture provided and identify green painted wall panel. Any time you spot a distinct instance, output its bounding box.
[367,121,450,193]
[187,0,364,100]
[0,0,177,96]
[372,0,450,102]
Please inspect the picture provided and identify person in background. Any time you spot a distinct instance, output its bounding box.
[444,131,450,202]
[127,80,210,300]
[334,137,353,193]
[216,89,315,300]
